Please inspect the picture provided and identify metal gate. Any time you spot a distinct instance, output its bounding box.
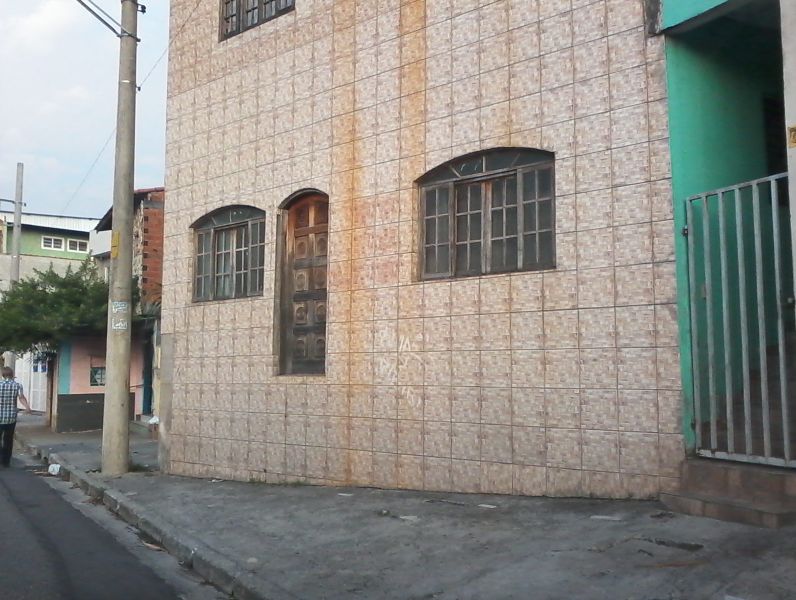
[685,173,795,467]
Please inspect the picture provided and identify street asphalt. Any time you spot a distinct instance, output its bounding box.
[0,459,180,600]
[12,416,796,600]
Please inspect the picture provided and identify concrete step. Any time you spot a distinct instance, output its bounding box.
[665,458,796,527]
[682,458,796,504]
[660,491,796,528]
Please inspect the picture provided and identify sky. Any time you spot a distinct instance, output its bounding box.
[0,0,170,219]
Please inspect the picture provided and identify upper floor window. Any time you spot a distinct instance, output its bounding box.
[42,236,64,250]
[417,148,555,280]
[220,0,295,40]
[68,239,89,253]
[192,206,266,302]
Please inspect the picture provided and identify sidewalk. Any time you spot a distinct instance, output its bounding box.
[14,414,159,473]
[13,414,796,600]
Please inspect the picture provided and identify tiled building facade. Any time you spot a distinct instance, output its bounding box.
[160,0,684,498]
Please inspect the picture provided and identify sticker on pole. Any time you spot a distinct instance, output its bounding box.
[112,301,129,313]
[112,317,129,331]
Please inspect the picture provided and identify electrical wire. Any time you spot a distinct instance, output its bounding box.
[140,0,204,88]
[74,0,139,39]
[63,130,116,213]
[74,0,121,38]
[85,0,123,29]
[62,0,204,213]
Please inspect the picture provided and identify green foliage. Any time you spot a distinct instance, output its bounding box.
[0,262,110,353]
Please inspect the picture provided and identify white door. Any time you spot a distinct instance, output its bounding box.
[17,353,48,412]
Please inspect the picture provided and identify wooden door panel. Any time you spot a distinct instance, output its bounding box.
[283,196,328,374]
[315,231,328,256]
[293,301,308,325]
[312,266,327,290]
[294,269,310,292]
[295,235,310,259]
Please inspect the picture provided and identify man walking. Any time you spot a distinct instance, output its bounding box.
[0,366,31,467]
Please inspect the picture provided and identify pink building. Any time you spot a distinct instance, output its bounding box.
[50,336,145,432]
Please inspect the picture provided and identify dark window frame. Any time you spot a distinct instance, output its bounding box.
[192,206,266,302]
[418,149,556,281]
[219,0,295,41]
[90,366,106,387]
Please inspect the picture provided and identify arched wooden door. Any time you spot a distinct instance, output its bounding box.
[281,194,328,374]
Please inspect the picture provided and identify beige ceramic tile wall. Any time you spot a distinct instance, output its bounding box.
[161,0,684,498]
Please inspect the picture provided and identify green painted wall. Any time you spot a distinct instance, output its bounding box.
[6,226,90,260]
[663,0,729,29]
[667,22,785,449]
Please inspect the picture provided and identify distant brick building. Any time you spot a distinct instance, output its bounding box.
[135,188,166,305]
[95,187,166,305]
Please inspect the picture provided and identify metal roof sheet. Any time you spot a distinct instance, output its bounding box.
[0,211,99,233]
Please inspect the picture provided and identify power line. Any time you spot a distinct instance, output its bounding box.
[62,0,204,213]
[74,0,138,39]
[85,0,123,29]
[74,0,122,37]
[140,0,204,88]
[63,129,116,213]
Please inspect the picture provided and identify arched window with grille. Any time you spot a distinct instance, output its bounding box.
[279,192,329,375]
[191,205,266,302]
[417,148,555,279]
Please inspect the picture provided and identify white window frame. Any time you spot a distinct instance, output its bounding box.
[67,238,89,253]
[41,236,65,251]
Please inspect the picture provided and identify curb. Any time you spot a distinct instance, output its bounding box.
[14,433,297,600]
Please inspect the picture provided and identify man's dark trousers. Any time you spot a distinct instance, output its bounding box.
[0,422,16,466]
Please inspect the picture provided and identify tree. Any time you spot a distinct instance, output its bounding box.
[0,262,110,354]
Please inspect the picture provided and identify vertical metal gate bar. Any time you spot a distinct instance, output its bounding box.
[752,182,772,458]
[718,190,734,453]
[734,187,753,455]
[701,194,718,449]
[770,179,791,461]
[686,198,702,450]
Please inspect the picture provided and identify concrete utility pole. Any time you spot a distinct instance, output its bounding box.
[11,162,22,285]
[1,162,24,371]
[101,0,139,475]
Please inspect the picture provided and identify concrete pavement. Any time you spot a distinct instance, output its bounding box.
[13,414,796,600]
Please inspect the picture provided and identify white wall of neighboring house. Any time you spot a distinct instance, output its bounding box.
[89,230,111,256]
[0,253,85,293]
[89,230,111,281]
